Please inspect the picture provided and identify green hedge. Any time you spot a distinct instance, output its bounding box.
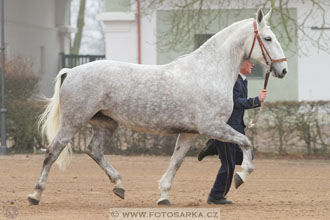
[5,99,330,155]
[69,101,330,156]
[245,101,330,155]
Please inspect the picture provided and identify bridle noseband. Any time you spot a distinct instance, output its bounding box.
[247,20,287,89]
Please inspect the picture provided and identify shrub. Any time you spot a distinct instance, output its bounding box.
[0,56,42,153]
[245,101,330,155]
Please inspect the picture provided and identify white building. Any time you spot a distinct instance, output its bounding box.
[2,0,73,97]
[98,0,330,101]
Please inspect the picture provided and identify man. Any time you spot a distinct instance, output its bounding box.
[199,59,267,205]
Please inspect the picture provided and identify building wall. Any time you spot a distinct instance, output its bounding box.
[98,0,136,63]
[101,0,330,101]
[100,0,157,64]
[3,0,72,97]
[156,8,298,102]
[106,0,131,12]
[296,2,330,101]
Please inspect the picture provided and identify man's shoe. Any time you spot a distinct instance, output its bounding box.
[198,139,218,161]
[207,195,232,205]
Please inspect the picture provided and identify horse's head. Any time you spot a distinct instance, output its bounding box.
[246,8,288,79]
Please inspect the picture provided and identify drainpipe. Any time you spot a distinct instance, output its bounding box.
[137,0,141,64]
[0,0,7,155]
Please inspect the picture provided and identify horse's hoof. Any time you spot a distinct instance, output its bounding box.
[157,199,171,206]
[247,167,254,173]
[113,187,125,199]
[234,173,244,189]
[27,196,40,205]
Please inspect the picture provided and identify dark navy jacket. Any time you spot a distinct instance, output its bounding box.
[227,74,261,134]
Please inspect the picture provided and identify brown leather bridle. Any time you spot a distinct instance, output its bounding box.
[247,20,287,129]
[247,20,287,89]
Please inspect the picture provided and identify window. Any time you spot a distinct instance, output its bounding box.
[248,62,265,78]
[194,34,265,79]
[194,34,214,49]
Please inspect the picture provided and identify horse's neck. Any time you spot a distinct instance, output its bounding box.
[180,19,253,85]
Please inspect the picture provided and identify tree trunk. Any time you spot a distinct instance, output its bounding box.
[71,0,86,55]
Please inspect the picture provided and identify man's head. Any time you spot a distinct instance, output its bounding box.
[240,59,254,76]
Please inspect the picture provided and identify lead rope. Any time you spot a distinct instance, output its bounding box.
[247,65,271,129]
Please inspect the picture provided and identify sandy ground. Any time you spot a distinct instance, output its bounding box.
[0,154,329,220]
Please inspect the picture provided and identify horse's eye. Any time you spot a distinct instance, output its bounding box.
[264,37,272,42]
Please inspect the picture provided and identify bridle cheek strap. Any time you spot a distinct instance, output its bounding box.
[247,20,287,76]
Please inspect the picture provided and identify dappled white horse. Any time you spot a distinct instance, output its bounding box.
[28,8,287,206]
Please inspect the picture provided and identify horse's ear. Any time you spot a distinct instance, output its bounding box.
[264,8,272,23]
[256,8,264,24]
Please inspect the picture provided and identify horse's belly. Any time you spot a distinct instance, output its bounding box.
[101,110,198,135]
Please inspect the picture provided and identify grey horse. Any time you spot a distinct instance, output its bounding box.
[28,8,288,206]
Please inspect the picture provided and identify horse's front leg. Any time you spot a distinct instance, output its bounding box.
[199,122,254,188]
[157,133,197,206]
[234,147,254,188]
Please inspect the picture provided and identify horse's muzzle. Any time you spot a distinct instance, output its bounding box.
[282,68,287,75]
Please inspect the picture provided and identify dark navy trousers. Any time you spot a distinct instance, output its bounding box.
[209,141,244,199]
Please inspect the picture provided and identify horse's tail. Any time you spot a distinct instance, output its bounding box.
[39,68,72,171]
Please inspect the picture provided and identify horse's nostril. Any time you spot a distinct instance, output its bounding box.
[282,68,287,75]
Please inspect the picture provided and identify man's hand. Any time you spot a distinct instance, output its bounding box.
[258,89,267,102]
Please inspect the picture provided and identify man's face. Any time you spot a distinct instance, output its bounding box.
[240,60,254,76]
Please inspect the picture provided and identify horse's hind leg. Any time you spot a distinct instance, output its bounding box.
[157,133,197,206]
[86,115,124,199]
[27,125,76,205]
